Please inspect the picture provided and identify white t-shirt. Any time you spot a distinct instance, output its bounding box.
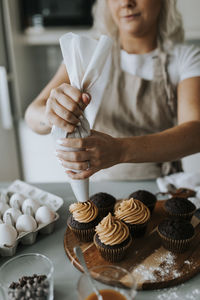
[120,44,200,86]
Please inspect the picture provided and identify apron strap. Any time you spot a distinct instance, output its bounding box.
[153,50,177,121]
[154,49,183,176]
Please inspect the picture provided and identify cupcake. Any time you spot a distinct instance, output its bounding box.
[67,201,100,242]
[164,197,196,221]
[90,192,116,218]
[115,198,150,237]
[157,219,195,253]
[171,187,196,198]
[94,213,132,262]
[129,190,157,213]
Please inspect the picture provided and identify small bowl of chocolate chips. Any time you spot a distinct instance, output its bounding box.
[0,253,54,300]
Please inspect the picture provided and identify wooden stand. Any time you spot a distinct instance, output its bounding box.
[64,201,200,290]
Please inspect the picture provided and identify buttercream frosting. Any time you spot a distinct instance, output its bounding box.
[95,213,129,246]
[115,198,150,224]
[69,201,98,223]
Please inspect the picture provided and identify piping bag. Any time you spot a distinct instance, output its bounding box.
[51,33,112,202]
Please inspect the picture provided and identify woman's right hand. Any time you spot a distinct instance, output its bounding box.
[45,83,91,133]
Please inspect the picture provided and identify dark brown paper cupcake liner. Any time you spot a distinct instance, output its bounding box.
[163,206,196,222]
[68,225,95,242]
[94,234,132,262]
[157,229,194,253]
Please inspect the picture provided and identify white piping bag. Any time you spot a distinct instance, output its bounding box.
[51,33,112,202]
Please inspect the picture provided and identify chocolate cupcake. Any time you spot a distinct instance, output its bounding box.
[67,201,100,242]
[171,188,196,198]
[157,219,195,252]
[129,190,157,213]
[94,213,132,262]
[164,197,196,221]
[115,198,150,238]
[90,192,116,218]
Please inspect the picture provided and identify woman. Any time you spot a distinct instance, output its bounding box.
[25,0,200,181]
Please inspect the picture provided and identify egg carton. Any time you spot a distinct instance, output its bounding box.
[7,180,63,211]
[0,180,63,256]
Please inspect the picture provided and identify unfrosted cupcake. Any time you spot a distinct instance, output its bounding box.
[115,198,150,237]
[129,190,157,213]
[157,219,195,253]
[94,213,132,262]
[67,201,100,242]
[164,197,196,221]
[90,192,116,218]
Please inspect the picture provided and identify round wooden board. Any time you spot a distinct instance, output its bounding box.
[64,201,200,290]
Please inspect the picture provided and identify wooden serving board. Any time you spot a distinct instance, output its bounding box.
[64,201,200,290]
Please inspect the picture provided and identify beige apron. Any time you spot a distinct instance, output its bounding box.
[92,49,182,181]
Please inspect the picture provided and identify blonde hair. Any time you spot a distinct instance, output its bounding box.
[92,0,184,48]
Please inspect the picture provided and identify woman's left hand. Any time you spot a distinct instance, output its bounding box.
[55,130,123,179]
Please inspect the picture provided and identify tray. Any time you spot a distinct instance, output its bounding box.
[64,200,200,290]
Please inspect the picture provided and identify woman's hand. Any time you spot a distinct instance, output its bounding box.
[45,83,91,133]
[55,130,123,179]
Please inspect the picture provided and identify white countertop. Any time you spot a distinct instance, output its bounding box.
[0,180,200,300]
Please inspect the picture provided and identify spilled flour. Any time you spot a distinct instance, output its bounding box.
[133,250,182,282]
[156,286,200,300]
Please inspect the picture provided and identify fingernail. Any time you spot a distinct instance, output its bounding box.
[54,151,59,156]
[77,121,81,126]
[79,115,84,121]
[83,93,90,102]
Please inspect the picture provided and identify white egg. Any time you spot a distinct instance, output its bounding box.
[0,192,9,203]
[3,208,22,224]
[0,203,10,217]
[35,206,55,224]
[22,198,40,215]
[16,215,37,232]
[0,223,17,247]
[9,193,26,209]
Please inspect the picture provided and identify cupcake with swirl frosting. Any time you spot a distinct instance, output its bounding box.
[67,201,100,242]
[94,213,132,262]
[115,198,150,237]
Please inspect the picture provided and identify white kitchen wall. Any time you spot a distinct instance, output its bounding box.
[183,154,200,173]
[19,120,67,182]
[177,0,200,39]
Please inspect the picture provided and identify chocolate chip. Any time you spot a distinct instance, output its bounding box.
[9,282,18,289]
[26,283,32,289]
[36,289,43,296]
